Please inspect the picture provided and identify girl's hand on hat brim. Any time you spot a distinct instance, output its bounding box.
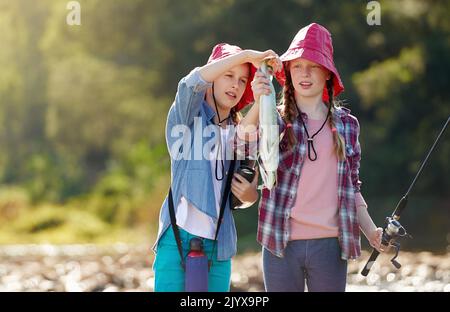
[265,56,283,73]
[244,49,281,71]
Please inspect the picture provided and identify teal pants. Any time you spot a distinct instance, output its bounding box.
[153,226,232,292]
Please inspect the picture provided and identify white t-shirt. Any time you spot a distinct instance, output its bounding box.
[176,126,231,239]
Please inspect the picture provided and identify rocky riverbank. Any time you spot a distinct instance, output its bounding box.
[0,244,448,292]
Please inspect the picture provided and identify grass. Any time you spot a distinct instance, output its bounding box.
[0,204,155,245]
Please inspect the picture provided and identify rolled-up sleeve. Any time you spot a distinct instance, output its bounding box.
[166,67,211,160]
[232,124,259,160]
[173,67,211,127]
[232,108,287,160]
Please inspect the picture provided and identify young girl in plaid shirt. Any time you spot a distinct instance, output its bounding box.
[238,23,384,291]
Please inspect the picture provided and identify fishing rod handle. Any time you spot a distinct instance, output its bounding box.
[392,196,408,219]
[361,249,380,276]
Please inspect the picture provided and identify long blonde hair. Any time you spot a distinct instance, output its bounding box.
[279,68,346,160]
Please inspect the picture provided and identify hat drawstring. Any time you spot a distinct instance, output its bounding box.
[211,83,231,181]
[295,103,331,161]
[212,83,232,126]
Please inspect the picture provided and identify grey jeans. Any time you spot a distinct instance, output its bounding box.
[262,238,347,292]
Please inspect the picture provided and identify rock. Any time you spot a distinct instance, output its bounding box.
[0,245,447,292]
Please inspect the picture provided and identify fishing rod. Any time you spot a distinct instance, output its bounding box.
[361,116,450,276]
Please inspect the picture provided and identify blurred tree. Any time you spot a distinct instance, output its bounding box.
[0,0,447,247]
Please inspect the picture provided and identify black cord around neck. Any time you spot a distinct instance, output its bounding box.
[211,83,231,181]
[295,103,331,161]
[212,83,231,127]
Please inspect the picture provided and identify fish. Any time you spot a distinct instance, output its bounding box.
[258,60,279,190]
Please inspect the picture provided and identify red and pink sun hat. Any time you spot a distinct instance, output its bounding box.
[275,23,345,102]
[207,43,257,111]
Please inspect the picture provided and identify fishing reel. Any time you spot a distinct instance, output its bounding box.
[381,217,412,269]
[361,116,448,276]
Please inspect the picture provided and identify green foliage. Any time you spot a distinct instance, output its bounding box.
[0,0,448,248]
[1,204,106,242]
[86,141,169,225]
[0,186,30,224]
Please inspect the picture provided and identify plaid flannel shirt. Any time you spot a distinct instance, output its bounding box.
[236,105,363,260]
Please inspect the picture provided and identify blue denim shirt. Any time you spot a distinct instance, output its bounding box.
[152,68,241,261]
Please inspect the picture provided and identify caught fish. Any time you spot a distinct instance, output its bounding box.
[258,60,279,190]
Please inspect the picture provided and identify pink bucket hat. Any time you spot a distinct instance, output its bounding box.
[207,43,257,112]
[275,23,344,102]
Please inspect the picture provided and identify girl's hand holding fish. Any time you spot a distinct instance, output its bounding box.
[251,71,273,103]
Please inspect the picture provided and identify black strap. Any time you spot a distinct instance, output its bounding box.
[167,157,236,270]
[168,188,186,270]
[214,157,236,242]
[208,157,236,269]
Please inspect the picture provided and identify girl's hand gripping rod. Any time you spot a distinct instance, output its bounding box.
[361,116,449,276]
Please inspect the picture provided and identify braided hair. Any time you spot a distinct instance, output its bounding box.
[325,78,346,160]
[230,107,242,125]
[280,67,346,160]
